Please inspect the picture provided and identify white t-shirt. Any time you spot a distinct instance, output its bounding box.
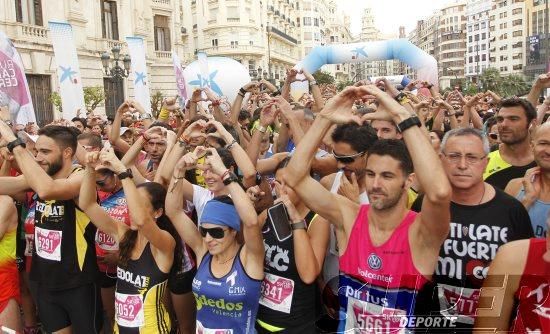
[191,184,214,222]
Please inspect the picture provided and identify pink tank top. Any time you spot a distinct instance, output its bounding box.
[338,205,429,333]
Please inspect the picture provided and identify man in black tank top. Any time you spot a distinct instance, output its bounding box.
[0,123,102,333]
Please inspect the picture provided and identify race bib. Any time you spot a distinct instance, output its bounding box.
[346,297,406,334]
[24,233,34,257]
[115,292,145,328]
[35,227,62,261]
[196,320,233,334]
[437,284,480,324]
[259,273,294,314]
[95,229,118,251]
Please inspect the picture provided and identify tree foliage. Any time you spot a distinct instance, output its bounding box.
[150,91,164,118]
[313,70,335,85]
[479,68,530,97]
[50,86,106,116]
[337,80,355,91]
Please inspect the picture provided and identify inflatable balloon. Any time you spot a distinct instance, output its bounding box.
[369,75,411,88]
[183,56,251,102]
[296,39,438,87]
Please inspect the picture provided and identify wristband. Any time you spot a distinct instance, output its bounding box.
[291,220,307,230]
[7,138,26,153]
[225,139,238,150]
[117,168,133,180]
[221,169,231,180]
[211,100,221,107]
[309,80,317,86]
[239,87,247,96]
[396,116,421,133]
[179,135,190,145]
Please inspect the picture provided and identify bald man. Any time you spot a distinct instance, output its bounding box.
[505,123,550,238]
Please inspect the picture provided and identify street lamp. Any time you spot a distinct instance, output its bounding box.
[257,67,263,80]
[101,45,131,81]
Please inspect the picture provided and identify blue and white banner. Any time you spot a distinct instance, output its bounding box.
[126,37,151,112]
[0,31,36,124]
[48,21,85,120]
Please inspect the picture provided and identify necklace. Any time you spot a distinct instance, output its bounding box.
[216,246,238,265]
[477,183,486,205]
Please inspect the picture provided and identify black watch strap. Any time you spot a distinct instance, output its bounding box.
[117,168,133,180]
[7,138,26,153]
[396,116,421,133]
[223,172,238,185]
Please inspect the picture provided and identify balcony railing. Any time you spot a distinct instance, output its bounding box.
[15,23,49,40]
[155,50,172,59]
[270,26,297,44]
[227,18,240,22]
[152,0,170,5]
[202,45,264,55]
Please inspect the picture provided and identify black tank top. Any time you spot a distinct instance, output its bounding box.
[31,170,98,290]
[257,211,318,332]
[115,242,170,333]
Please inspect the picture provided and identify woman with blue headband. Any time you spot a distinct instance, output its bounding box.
[166,147,264,333]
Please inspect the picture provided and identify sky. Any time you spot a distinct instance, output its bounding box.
[339,0,449,37]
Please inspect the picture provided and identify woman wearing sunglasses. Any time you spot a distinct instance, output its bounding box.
[93,168,130,331]
[79,149,181,334]
[166,148,264,333]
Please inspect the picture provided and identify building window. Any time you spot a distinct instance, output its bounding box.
[512,19,522,26]
[512,30,522,37]
[15,0,43,26]
[313,18,319,26]
[154,15,171,51]
[230,41,238,48]
[482,54,486,61]
[26,74,52,126]
[101,0,119,40]
[211,39,218,47]
[227,6,239,19]
[512,8,522,15]
[303,17,311,26]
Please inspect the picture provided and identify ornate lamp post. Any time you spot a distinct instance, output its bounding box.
[101,45,131,81]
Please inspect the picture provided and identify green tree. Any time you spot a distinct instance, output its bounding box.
[500,74,530,97]
[150,91,164,118]
[83,86,105,114]
[313,70,335,85]
[49,91,62,113]
[479,68,502,93]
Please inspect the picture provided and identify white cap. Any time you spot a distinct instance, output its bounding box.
[120,127,132,135]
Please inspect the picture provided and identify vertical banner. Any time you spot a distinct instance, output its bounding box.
[197,52,210,88]
[0,31,36,124]
[126,37,151,112]
[48,21,85,120]
[172,52,188,105]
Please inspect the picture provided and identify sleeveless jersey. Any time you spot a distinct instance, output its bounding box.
[483,150,536,190]
[517,187,549,238]
[31,168,98,290]
[0,229,19,305]
[96,189,130,274]
[338,205,429,333]
[323,171,370,295]
[256,212,317,331]
[510,238,550,333]
[114,243,170,333]
[192,247,262,333]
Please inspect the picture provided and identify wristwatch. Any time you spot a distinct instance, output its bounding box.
[222,171,239,185]
[309,80,318,87]
[396,116,421,133]
[7,138,26,153]
[291,220,307,230]
[117,168,133,180]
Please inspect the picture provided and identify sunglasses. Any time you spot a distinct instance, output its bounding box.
[332,150,366,164]
[199,226,227,239]
[488,133,499,140]
[95,174,111,186]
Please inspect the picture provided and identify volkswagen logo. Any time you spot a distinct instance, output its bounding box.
[367,253,382,270]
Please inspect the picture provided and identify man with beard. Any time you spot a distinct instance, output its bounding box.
[411,128,533,331]
[483,98,537,189]
[505,123,550,238]
[282,84,452,332]
[0,123,102,333]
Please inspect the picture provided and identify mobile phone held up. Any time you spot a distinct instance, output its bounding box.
[267,202,292,242]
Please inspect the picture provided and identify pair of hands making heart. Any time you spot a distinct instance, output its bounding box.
[174,146,228,177]
[181,119,234,144]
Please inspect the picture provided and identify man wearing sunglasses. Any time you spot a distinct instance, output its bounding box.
[411,128,533,330]
[282,85,452,332]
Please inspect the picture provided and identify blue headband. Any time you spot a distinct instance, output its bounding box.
[200,200,241,232]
